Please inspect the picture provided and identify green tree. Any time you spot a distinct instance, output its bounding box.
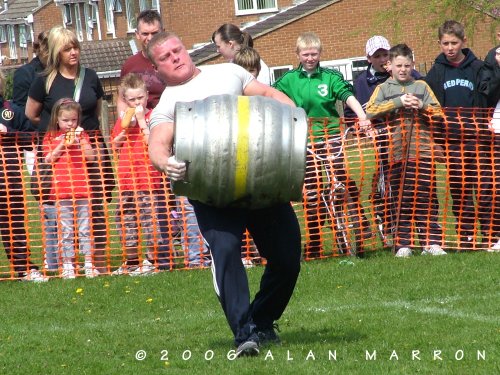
[3,70,13,100]
[376,0,500,43]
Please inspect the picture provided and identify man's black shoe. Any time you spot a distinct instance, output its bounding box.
[256,324,281,346]
[235,333,260,357]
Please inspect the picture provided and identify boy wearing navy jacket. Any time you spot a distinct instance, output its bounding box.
[425,20,494,251]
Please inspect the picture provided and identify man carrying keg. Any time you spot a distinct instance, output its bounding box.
[146,32,302,358]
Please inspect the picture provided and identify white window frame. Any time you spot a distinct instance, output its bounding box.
[63,4,73,25]
[75,3,84,41]
[269,65,292,84]
[19,25,27,48]
[104,0,116,36]
[139,0,160,11]
[114,0,123,12]
[125,0,136,32]
[7,24,17,60]
[0,26,6,43]
[234,0,278,16]
[350,57,370,81]
[84,3,94,41]
[321,57,368,84]
[19,24,28,58]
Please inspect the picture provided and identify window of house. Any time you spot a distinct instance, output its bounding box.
[18,25,27,48]
[84,3,95,41]
[7,25,17,59]
[321,57,368,84]
[270,65,292,84]
[19,24,28,58]
[75,3,84,41]
[235,0,278,15]
[139,0,160,11]
[85,2,98,24]
[114,0,123,12]
[351,58,369,81]
[64,4,73,25]
[104,0,116,35]
[0,26,6,43]
[125,0,138,31]
[91,2,98,22]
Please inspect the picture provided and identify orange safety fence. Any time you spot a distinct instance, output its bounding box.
[0,107,498,280]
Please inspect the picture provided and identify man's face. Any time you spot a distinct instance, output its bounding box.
[367,49,390,73]
[389,55,413,83]
[151,37,196,85]
[438,33,466,63]
[136,20,162,51]
[297,48,320,73]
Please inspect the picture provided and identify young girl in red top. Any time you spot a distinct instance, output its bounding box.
[111,73,168,276]
[43,98,97,279]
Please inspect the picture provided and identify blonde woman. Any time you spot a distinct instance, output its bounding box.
[26,26,114,274]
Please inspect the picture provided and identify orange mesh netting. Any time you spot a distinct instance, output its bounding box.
[0,108,498,280]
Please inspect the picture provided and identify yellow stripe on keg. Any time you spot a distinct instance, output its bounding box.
[234,96,250,198]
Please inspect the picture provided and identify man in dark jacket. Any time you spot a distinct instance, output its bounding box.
[0,71,47,282]
[480,39,500,108]
[425,20,494,251]
[478,31,500,252]
[12,31,48,109]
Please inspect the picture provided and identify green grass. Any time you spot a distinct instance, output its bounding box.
[1,252,498,374]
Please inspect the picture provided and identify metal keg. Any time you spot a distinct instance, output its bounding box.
[172,94,308,209]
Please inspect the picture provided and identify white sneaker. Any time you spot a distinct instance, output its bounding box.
[61,268,76,279]
[129,259,156,277]
[21,269,49,283]
[487,239,500,253]
[84,265,100,278]
[395,247,412,258]
[422,244,447,256]
[111,263,128,276]
[61,262,76,279]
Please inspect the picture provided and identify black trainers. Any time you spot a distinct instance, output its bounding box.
[256,324,281,346]
[235,333,260,357]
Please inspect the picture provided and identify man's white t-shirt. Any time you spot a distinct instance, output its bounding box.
[149,63,255,129]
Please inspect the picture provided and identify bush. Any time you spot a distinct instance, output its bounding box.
[3,69,13,99]
[3,70,15,99]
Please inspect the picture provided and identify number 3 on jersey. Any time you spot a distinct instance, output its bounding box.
[317,84,328,97]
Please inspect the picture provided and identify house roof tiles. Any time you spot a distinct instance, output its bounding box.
[80,38,133,78]
[0,0,50,23]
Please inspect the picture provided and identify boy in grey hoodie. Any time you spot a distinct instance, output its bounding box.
[366,44,446,258]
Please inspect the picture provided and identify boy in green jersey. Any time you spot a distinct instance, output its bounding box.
[274,32,372,258]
